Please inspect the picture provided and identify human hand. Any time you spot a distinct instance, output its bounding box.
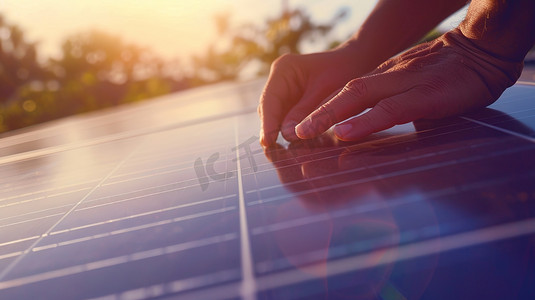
[257,46,373,146]
[294,29,523,141]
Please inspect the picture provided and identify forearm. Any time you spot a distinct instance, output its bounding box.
[459,0,535,62]
[337,0,467,74]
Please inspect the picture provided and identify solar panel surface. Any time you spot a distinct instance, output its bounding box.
[0,79,534,299]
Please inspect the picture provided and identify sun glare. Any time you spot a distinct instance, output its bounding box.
[0,0,380,61]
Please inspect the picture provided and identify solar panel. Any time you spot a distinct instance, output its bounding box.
[0,79,534,299]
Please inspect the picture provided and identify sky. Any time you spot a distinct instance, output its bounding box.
[0,0,466,62]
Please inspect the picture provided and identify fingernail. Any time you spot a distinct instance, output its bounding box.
[259,130,266,145]
[259,129,273,147]
[281,121,298,140]
[295,119,311,138]
[334,123,352,137]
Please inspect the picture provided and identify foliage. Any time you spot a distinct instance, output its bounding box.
[0,7,348,133]
[0,14,47,103]
[0,17,188,133]
[192,7,349,82]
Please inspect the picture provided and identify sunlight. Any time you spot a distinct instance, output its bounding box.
[1,0,229,59]
[0,0,377,60]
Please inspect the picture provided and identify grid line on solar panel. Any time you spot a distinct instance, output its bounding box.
[1,82,533,299]
[249,169,534,236]
[462,116,535,142]
[0,97,162,148]
[0,156,122,200]
[77,181,194,206]
[478,107,535,118]
[247,166,478,206]
[0,152,117,177]
[237,121,489,179]
[252,180,535,274]
[233,119,257,300]
[99,217,535,300]
[479,113,535,131]
[0,159,107,180]
[117,145,227,169]
[0,186,93,209]
[255,216,529,275]
[0,236,40,249]
[246,140,531,206]
[88,269,242,300]
[98,151,234,189]
[0,252,23,262]
[0,107,256,167]
[0,203,237,265]
[102,167,196,186]
[0,138,130,166]
[0,129,65,149]
[74,183,218,212]
[10,161,516,266]
[251,217,535,294]
[0,158,238,264]
[3,119,229,209]
[0,144,140,282]
[0,213,65,230]
[0,204,72,223]
[51,194,236,235]
[113,140,230,173]
[0,170,104,191]
[33,206,237,252]
[76,160,237,210]
[0,179,97,202]
[0,232,239,291]
[85,149,231,186]
[107,161,196,182]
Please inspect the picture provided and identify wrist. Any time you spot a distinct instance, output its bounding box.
[442,28,523,99]
[458,0,535,62]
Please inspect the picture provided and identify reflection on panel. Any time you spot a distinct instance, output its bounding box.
[0,81,534,299]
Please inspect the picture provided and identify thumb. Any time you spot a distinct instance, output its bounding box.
[295,71,411,139]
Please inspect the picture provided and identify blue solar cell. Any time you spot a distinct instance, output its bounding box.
[0,80,534,299]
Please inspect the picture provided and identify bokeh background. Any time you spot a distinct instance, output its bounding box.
[1,0,531,134]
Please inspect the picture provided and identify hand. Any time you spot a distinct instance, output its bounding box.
[257,46,373,146]
[294,29,523,141]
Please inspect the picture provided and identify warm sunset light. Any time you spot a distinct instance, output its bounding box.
[1,0,390,133]
[0,0,466,134]
[1,0,534,299]
[0,0,379,60]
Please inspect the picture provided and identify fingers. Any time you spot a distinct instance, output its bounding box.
[258,90,284,147]
[294,71,411,139]
[258,55,305,147]
[280,87,343,141]
[333,89,432,141]
[279,89,326,142]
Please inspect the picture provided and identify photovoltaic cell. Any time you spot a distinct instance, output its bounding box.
[0,79,534,299]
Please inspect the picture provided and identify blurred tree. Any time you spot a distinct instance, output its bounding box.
[0,22,191,133]
[260,8,348,64]
[192,36,262,83]
[0,13,52,131]
[0,6,353,133]
[0,14,48,103]
[192,7,348,83]
[50,29,174,112]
